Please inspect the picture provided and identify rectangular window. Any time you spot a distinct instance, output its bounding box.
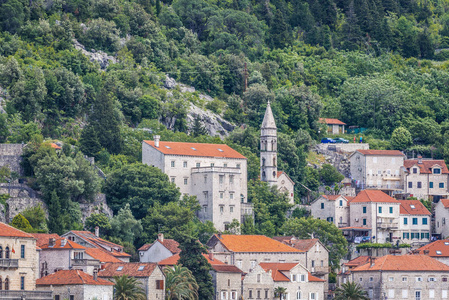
[257,291,261,298]
[363,206,367,213]
[220,193,224,199]
[402,290,408,298]
[339,200,343,206]
[55,296,60,300]
[413,218,418,225]
[423,218,428,225]
[224,163,228,168]
[389,207,393,213]
[321,203,324,209]
[416,277,423,282]
[236,164,240,169]
[300,274,305,282]
[408,181,413,188]
[402,277,408,282]
[219,175,224,184]
[363,219,367,225]
[440,182,445,188]
[430,289,435,298]
[229,175,234,184]
[434,168,441,174]
[413,168,418,174]
[196,163,200,168]
[211,163,215,167]
[417,182,422,188]
[171,177,175,183]
[403,232,410,239]
[443,290,448,299]
[220,206,224,213]
[388,289,394,298]
[310,293,316,300]
[369,277,374,282]
[183,161,187,168]
[430,182,434,188]
[421,232,425,239]
[156,280,164,290]
[230,206,234,213]
[184,178,188,185]
[249,290,252,299]
[171,161,175,167]
[416,291,421,300]
[21,245,25,259]
[20,276,25,290]
[69,296,74,300]
[389,277,394,282]
[230,193,234,199]
[404,218,408,225]
[379,206,382,213]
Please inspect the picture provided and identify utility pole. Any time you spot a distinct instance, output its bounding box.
[243,62,248,92]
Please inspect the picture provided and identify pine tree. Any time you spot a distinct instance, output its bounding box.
[79,123,102,158]
[177,233,214,300]
[47,190,64,234]
[192,116,207,137]
[269,9,292,49]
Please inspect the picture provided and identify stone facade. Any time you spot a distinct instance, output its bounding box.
[350,150,405,191]
[36,283,113,300]
[435,200,449,238]
[310,195,350,227]
[142,139,248,231]
[241,265,274,300]
[210,267,242,300]
[0,144,25,175]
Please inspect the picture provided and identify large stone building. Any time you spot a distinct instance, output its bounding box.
[206,234,305,273]
[351,255,449,300]
[142,138,248,231]
[402,156,449,201]
[398,200,431,247]
[0,222,52,300]
[260,102,295,204]
[310,195,352,227]
[350,150,405,192]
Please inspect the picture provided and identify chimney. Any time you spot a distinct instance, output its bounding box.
[93,269,98,281]
[49,238,56,247]
[95,226,100,237]
[418,155,423,164]
[154,135,160,148]
[369,257,376,267]
[60,238,67,247]
[209,252,214,261]
[158,233,164,242]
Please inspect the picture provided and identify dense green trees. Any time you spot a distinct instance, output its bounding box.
[164,265,199,300]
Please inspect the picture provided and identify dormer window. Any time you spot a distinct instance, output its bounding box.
[116,266,123,271]
[434,168,441,174]
[138,266,145,271]
[413,168,418,174]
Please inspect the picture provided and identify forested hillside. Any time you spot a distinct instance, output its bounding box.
[2,0,449,246]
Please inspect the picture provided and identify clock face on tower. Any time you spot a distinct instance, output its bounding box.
[281,180,285,184]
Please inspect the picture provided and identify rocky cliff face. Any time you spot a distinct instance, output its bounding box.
[163,75,235,139]
[73,39,117,69]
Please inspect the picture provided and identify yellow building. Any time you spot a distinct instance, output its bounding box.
[0,222,52,300]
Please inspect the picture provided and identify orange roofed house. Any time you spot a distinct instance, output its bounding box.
[206,234,305,274]
[351,255,449,299]
[319,118,346,135]
[398,200,431,247]
[417,239,449,266]
[142,137,250,231]
[310,195,352,228]
[36,269,113,300]
[61,230,131,262]
[138,233,180,263]
[0,222,53,299]
[99,262,165,300]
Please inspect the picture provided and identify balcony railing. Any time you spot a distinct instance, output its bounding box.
[71,258,100,266]
[0,290,53,300]
[377,217,399,229]
[0,258,19,268]
[191,166,241,174]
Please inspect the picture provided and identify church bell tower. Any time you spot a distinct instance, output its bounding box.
[260,101,277,185]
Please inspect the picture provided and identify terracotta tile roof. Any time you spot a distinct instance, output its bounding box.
[400,200,431,215]
[352,255,449,272]
[308,272,326,282]
[272,236,295,244]
[344,256,370,267]
[99,262,158,278]
[36,270,114,286]
[30,233,60,247]
[346,196,355,202]
[68,231,131,258]
[138,238,180,254]
[50,143,61,150]
[350,190,400,204]
[85,248,121,263]
[158,253,226,266]
[138,244,152,251]
[319,118,346,125]
[211,234,303,253]
[356,150,404,156]
[143,140,246,159]
[291,239,319,252]
[0,222,34,238]
[211,264,243,273]
[39,238,86,250]
[417,240,449,257]
[404,159,449,174]
[259,262,298,282]
[441,199,449,208]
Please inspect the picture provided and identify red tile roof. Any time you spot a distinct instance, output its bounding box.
[138,239,180,254]
[158,253,226,266]
[344,256,371,268]
[400,200,431,215]
[291,239,320,252]
[0,222,34,238]
[211,264,243,273]
[99,262,158,277]
[85,248,122,263]
[351,190,400,204]
[441,199,449,208]
[404,159,449,174]
[352,255,449,272]
[417,240,449,257]
[259,262,298,281]
[272,236,296,244]
[36,270,114,286]
[143,140,246,159]
[30,233,60,247]
[211,234,303,253]
[308,272,326,282]
[319,118,346,125]
[356,150,404,156]
[50,143,61,150]
[68,231,131,258]
[39,238,86,250]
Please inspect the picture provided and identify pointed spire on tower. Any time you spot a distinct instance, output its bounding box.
[262,101,277,129]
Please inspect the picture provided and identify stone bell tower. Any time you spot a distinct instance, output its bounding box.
[260,101,277,185]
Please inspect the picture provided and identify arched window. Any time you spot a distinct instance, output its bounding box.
[0,246,2,258]
[296,291,301,300]
[4,278,9,290]
[262,171,266,180]
[5,247,9,259]
[272,140,276,151]
[273,157,276,167]
[262,158,265,166]
[273,171,276,178]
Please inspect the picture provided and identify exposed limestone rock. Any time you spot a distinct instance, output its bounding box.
[79,193,113,223]
[73,39,116,69]
[187,103,235,138]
